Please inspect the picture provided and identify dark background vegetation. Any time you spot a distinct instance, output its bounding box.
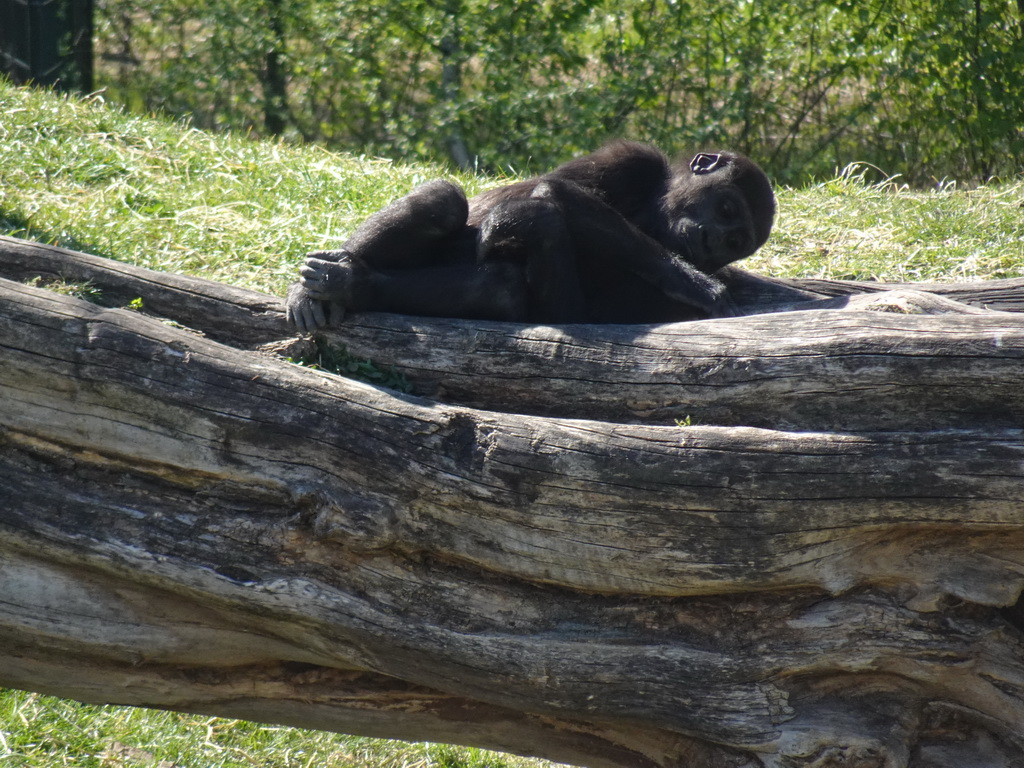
[5,0,1024,185]
[89,0,1024,185]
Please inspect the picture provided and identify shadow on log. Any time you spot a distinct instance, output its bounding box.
[1,234,1024,767]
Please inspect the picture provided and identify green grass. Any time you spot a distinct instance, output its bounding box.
[0,690,553,768]
[0,83,491,296]
[0,79,1022,768]
[748,165,1024,283]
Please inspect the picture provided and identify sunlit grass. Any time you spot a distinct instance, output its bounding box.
[749,164,1024,282]
[0,690,558,768]
[0,82,488,296]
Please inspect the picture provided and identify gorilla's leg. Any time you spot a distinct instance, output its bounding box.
[287,180,471,331]
[478,198,585,323]
[297,196,588,324]
[341,179,470,269]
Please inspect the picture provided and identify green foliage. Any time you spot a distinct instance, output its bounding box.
[290,341,412,392]
[875,0,1024,181]
[91,0,1024,183]
[584,0,1024,184]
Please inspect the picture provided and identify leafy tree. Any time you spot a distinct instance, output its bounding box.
[91,0,1024,183]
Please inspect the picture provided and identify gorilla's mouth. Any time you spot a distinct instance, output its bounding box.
[699,227,712,259]
[672,222,708,271]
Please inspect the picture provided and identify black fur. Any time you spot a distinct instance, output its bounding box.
[286,141,775,331]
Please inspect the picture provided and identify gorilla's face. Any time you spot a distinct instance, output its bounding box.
[663,152,774,273]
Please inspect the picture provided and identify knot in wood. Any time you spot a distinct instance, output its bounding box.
[306,489,399,551]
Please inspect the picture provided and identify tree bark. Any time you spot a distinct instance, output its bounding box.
[1,235,1023,767]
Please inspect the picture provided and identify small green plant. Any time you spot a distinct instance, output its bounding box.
[289,341,411,393]
[24,275,104,303]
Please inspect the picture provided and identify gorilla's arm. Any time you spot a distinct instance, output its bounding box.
[286,180,472,331]
[544,141,671,226]
[531,179,734,318]
[339,179,470,270]
[298,256,528,322]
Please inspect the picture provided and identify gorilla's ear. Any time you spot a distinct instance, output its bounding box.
[689,152,726,174]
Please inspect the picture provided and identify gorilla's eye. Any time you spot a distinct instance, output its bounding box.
[719,199,736,219]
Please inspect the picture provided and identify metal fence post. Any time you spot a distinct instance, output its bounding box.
[0,0,93,92]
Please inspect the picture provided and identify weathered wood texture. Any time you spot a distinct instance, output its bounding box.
[5,235,1024,428]
[1,235,1023,767]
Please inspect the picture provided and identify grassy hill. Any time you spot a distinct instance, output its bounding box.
[0,79,1022,768]
[2,79,1022,299]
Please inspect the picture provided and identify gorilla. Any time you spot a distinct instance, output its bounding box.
[286,141,775,331]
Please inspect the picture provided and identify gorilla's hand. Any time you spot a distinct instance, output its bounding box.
[287,279,349,334]
[285,250,360,333]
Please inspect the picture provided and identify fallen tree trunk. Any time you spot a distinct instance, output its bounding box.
[4,235,1024,428]
[1,235,1023,767]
